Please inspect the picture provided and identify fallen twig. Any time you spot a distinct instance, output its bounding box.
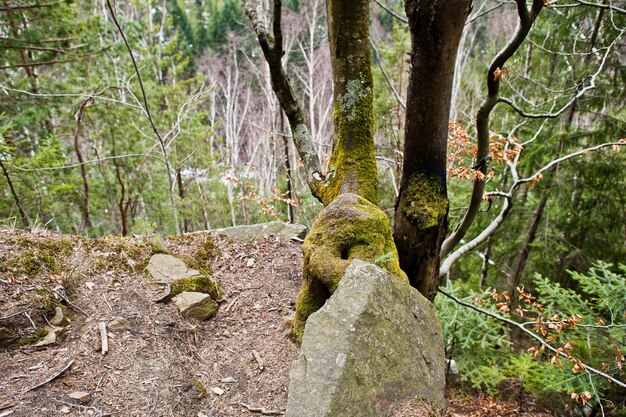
[0,311,28,320]
[99,322,108,355]
[251,350,264,370]
[225,297,239,313]
[22,359,74,394]
[239,402,284,415]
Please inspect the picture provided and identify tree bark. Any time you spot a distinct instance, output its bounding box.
[323,0,378,204]
[394,0,471,300]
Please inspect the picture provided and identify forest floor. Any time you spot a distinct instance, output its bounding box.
[0,228,555,417]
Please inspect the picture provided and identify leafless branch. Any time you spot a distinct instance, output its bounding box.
[370,39,406,109]
[372,0,408,23]
[244,0,326,203]
[105,0,180,234]
[441,0,545,258]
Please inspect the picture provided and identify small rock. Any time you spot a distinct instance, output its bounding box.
[68,391,91,404]
[34,326,59,347]
[174,292,218,320]
[220,376,236,383]
[49,306,69,326]
[145,254,201,283]
[246,258,255,267]
[159,388,171,398]
[211,387,224,396]
[60,405,71,414]
[108,316,131,332]
[85,282,95,290]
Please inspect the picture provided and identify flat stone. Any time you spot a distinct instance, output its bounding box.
[174,292,218,320]
[49,306,70,326]
[34,326,60,347]
[211,221,307,242]
[145,254,202,284]
[108,316,130,332]
[286,260,445,417]
[69,391,91,404]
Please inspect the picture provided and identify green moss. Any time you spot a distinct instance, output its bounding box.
[291,193,408,342]
[32,287,61,316]
[165,235,217,273]
[170,275,224,301]
[87,236,157,273]
[401,174,448,230]
[17,328,49,346]
[8,238,74,276]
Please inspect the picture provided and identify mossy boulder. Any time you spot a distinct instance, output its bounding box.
[291,193,408,341]
[145,253,224,302]
[170,276,224,301]
[174,292,218,320]
[286,260,445,417]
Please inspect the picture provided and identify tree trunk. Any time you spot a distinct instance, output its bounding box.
[394,0,471,300]
[321,0,378,204]
[289,0,408,341]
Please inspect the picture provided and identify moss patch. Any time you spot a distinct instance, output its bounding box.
[170,275,224,301]
[291,193,408,342]
[7,237,74,276]
[165,234,218,274]
[401,174,448,230]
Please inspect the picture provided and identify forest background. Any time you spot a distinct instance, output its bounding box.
[0,0,625,415]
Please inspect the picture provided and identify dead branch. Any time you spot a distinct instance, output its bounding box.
[240,402,284,415]
[22,359,75,394]
[99,322,109,355]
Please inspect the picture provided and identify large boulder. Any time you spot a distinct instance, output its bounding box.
[211,221,307,242]
[286,260,445,417]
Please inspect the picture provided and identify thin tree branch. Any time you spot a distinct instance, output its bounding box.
[244,0,326,203]
[437,287,626,389]
[0,84,143,109]
[372,0,408,23]
[0,1,64,12]
[105,0,180,234]
[11,153,164,172]
[370,39,406,109]
[440,140,625,276]
[0,59,74,70]
[498,30,624,118]
[555,1,626,15]
[519,141,626,185]
[441,0,545,258]
[0,158,29,228]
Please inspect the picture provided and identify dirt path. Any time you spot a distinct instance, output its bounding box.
[0,229,554,417]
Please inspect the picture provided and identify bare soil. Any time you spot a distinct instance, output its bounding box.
[0,228,555,417]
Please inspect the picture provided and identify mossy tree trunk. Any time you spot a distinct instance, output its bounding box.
[321,0,378,205]
[393,0,472,301]
[246,0,470,340]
